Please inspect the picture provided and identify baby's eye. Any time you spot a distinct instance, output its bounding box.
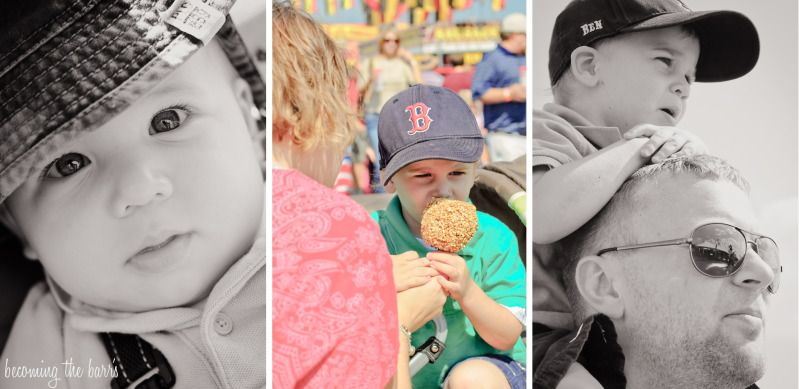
[450,171,466,176]
[656,57,672,67]
[43,153,91,179]
[413,173,431,179]
[150,106,190,135]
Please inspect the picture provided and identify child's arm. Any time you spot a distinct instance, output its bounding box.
[533,137,649,244]
[533,123,707,244]
[429,252,522,350]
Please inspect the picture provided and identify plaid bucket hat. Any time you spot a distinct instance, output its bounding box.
[0,0,266,203]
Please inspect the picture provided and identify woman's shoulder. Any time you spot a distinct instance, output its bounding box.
[273,168,370,219]
[272,169,385,258]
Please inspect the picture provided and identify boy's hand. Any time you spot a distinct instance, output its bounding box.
[623,124,708,163]
[428,252,474,301]
[391,251,439,292]
[397,277,447,332]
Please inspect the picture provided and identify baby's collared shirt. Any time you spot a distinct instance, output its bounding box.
[1,220,266,389]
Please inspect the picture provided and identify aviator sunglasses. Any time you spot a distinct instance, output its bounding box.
[597,222,781,294]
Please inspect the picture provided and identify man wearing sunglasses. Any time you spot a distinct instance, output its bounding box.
[533,155,781,389]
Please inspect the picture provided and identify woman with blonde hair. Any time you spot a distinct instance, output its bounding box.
[357,26,421,191]
[272,3,441,388]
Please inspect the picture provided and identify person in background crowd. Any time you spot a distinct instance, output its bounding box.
[472,12,526,162]
[358,26,422,192]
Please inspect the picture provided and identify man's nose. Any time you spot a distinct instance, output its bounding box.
[731,245,777,293]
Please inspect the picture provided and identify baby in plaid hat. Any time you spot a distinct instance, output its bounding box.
[371,84,526,388]
[0,1,265,388]
[532,0,759,387]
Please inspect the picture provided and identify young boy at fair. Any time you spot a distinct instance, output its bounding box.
[532,0,759,387]
[372,85,526,388]
[0,1,266,388]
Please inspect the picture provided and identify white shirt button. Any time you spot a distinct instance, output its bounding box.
[213,312,233,335]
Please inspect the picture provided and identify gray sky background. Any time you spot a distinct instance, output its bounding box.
[532,1,798,387]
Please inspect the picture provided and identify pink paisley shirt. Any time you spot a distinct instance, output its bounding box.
[272,168,398,388]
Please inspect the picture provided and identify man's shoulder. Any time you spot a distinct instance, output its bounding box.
[481,46,502,58]
[475,46,507,67]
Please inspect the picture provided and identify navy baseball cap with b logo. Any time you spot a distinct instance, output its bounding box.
[549,0,759,85]
[378,85,484,185]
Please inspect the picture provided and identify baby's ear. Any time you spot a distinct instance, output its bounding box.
[570,46,601,88]
[0,205,38,260]
[574,255,624,319]
[231,77,259,133]
[22,245,38,260]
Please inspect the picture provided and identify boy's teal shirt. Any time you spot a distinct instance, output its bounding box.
[371,196,526,387]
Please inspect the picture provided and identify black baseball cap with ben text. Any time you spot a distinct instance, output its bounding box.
[549,0,759,85]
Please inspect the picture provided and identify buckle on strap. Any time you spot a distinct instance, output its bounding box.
[102,333,176,389]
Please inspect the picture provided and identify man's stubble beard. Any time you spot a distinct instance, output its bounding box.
[625,307,765,389]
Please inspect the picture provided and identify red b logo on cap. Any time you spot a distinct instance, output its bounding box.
[405,103,433,135]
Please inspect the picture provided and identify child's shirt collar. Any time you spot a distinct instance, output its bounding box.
[542,102,623,149]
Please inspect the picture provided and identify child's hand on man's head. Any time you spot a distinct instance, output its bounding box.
[428,252,474,302]
[623,124,708,164]
[391,251,439,292]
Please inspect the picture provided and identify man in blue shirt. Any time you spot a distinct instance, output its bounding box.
[472,12,526,162]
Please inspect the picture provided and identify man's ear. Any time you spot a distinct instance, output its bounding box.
[574,255,624,319]
[570,46,601,88]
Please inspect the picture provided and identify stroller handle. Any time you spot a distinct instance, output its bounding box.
[408,314,447,376]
